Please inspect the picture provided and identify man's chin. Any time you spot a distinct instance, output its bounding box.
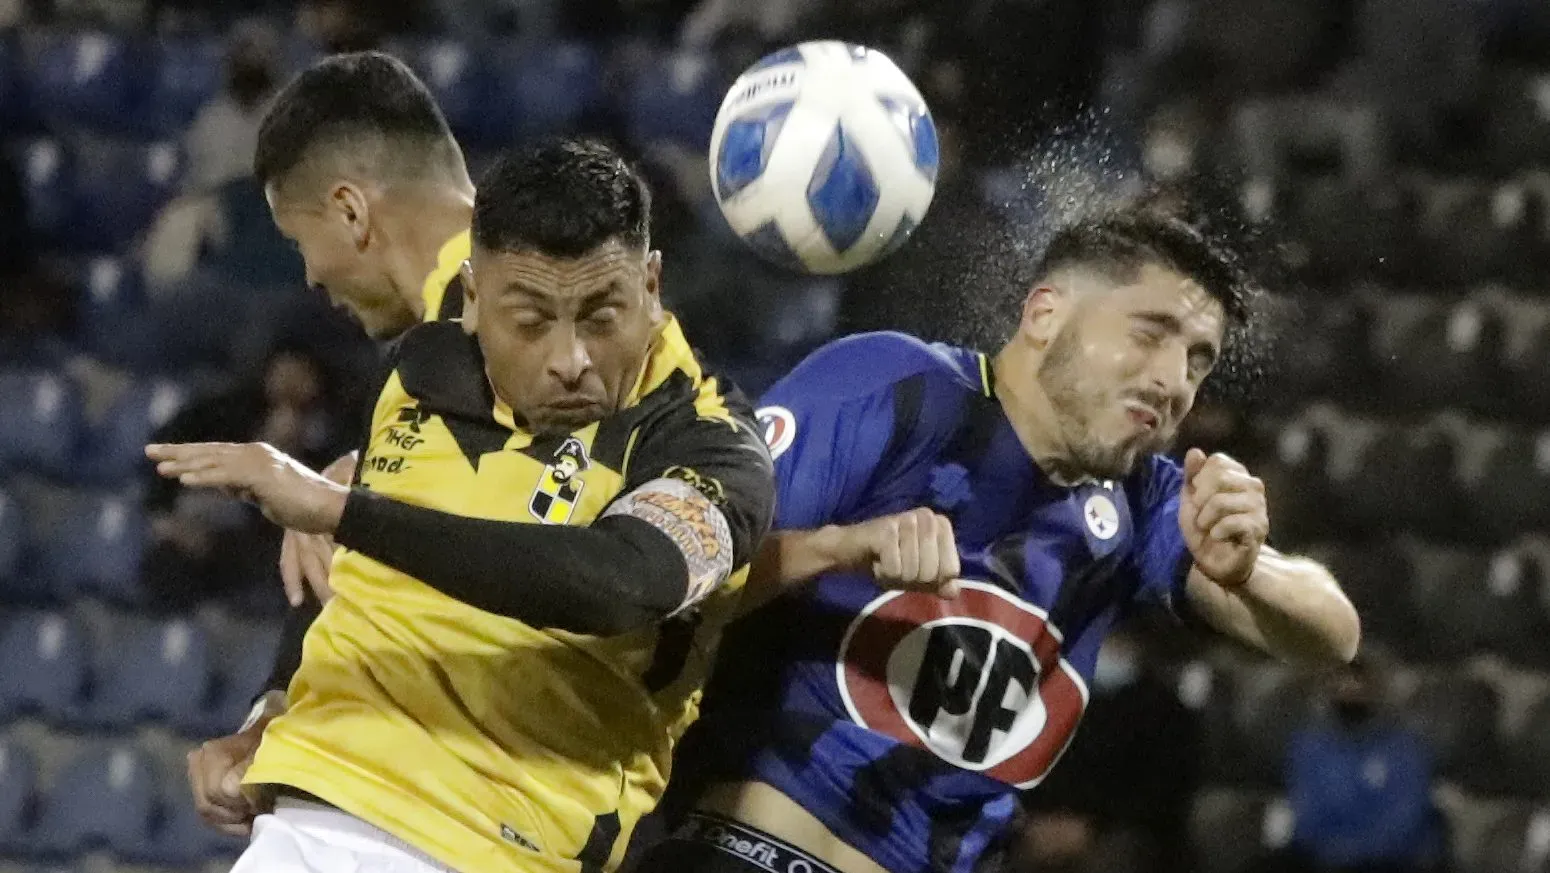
[529,405,608,434]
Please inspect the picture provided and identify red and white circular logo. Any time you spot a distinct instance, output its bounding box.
[755,406,796,460]
[836,581,1089,788]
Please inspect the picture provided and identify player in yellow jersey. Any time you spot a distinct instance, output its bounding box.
[149,138,776,873]
[183,50,478,834]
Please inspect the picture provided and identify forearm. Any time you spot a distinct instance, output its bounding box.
[323,450,359,485]
[739,526,851,615]
[334,489,689,636]
[258,594,320,701]
[1187,548,1360,664]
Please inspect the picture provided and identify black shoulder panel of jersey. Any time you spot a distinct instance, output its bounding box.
[613,370,775,570]
[390,320,507,467]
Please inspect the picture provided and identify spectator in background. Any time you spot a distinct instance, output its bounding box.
[1286,659,1447,873]
[1014,627,1203,873]
[140,344,353,611]
[183,20,281,195]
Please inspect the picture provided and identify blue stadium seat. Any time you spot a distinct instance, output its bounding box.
[38,493,147,603]
[0,612,89,723]
[200,622,281,734]
[0,738,38,854]
[78,378,187,487]
[0,369,83,478]
[624,49,721,150]
[145,35,224,135]
[27,30,142,134]
[31,743,156,857]
[0,486,22,589]
[13,138,76,246]
[125,786,244,865]
[0,34,31,131]
[396,39,485,139]
[72,140,183,252]
[482,41,602,143]
[91,618,212,730]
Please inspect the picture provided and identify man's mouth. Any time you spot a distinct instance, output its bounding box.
[1124,401,1161,431]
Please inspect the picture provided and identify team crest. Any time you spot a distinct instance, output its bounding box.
[836,581,1089,788]
[529,437,590,524]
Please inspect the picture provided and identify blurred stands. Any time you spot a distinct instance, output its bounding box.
[0,0,1548,871]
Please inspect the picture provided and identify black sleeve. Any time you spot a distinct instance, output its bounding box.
[333,387,775,637]
[259,593,320,699]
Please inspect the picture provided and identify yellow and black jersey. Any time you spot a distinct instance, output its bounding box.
[421,229,470,323]
[244,315,774,873]
[259,229,472,697]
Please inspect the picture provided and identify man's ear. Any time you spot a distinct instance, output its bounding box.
[329,182,371,250]
[644,250,664,321]
[1018,284,1067,348]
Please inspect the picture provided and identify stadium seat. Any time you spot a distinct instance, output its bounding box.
[1472,805,1550,873]
[624,49,722,150]
[1371,297,1507,418]
[395,39,485,139]
[198,620,281,734]
[1320,539,1421,656]
[77,378,187,487]
[1507,692,1550,797]
[0,33,31,131]
[1402,673,1504,791]
[0,611,90,723]
[1466,431,1550,541]
[0,486,22,588]
[482,41,603,144]
[71,140,183,252]
[74,255,155,372]
[1406,547,1547,663]
[27,30,142,134]
[1233,669,1318,786]
[126,785,244,864]
[1190,788,1282,873]
[13,137,76,247]
[1255,415,1335,546]
[37,493,148,603]
[1175,662,1250,786]
[0,738,38,853]
[0,369,83,478]
[90,618,212,730]
[31,743,157,857]
[1506,318,1550,422]
[1271,296,1374,405]
[1335,422,1463,541]
[144,35,224,135]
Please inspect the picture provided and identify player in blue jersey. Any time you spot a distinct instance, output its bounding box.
[631,210,1360,873]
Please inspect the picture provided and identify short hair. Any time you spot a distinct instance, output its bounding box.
[1036,210,1254,324]
[472,138,651,258]
[253,51,458,189]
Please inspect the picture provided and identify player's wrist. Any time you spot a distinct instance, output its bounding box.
[811,524,866,573]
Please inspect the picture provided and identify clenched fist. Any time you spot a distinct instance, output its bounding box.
[834,507,964,598]
[1180,448,1269,589]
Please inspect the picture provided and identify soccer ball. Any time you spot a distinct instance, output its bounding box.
[709,41,939,275]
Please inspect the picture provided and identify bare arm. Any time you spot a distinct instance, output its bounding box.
[738,509,961,617]
[1185,546,1360,665]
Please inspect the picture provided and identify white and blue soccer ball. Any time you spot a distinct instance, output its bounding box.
[709,41,939,275]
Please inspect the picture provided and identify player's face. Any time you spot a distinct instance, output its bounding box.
[1038,264,1224,479]
[467,240,663,435]
[266,180,413,340]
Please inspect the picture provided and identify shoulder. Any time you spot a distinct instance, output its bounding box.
[771,331,987,403]
[387,321,490,418]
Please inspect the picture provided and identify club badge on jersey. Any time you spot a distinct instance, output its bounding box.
[529,437,590,525]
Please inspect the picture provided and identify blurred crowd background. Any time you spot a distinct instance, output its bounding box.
[0,0,1548,872]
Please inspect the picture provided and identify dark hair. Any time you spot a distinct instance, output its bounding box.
[1036,210,1255,324]
[253,51,456,188]
[472,138,651,258]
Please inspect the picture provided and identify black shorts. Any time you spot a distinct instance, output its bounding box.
[630,812,845,873]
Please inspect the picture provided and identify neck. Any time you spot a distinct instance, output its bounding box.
[992,342,1090,486]
[377,182,475,323]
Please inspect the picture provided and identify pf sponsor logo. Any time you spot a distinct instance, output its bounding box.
[755,406,796,460]
[836,581,1089,788]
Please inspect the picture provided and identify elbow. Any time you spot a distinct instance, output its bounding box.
[1304,589,1361,666]
[1333,600,1362,664]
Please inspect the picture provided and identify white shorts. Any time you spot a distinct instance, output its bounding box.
[232,798,460,873]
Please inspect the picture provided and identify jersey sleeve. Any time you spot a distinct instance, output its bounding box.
[754,343,923,529]
[614,384,776,574]
[1128,456,1195,619]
